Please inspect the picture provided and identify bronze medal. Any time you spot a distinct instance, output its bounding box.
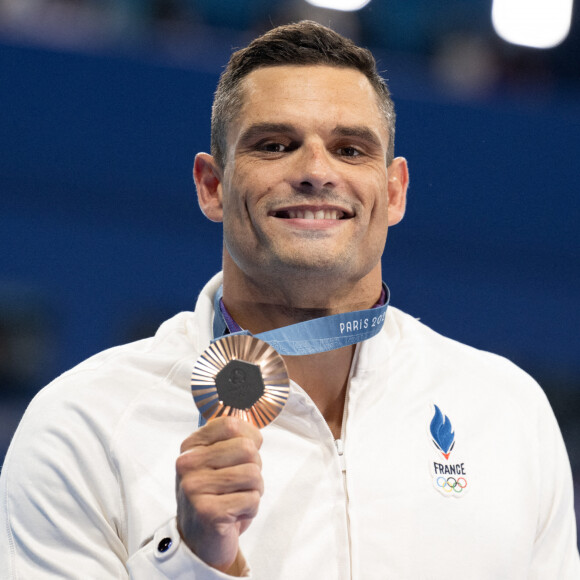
[191,334,290,428]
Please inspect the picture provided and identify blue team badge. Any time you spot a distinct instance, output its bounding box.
[430,404,455,460]
[428,404,469,497]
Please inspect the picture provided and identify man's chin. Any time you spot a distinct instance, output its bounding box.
[267,255,359,280]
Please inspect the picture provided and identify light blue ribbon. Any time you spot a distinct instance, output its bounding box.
[199,284,389,427]
[212,284,389,356]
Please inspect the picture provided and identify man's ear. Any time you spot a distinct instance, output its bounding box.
[193,152,224,223]
[386,157,409,226]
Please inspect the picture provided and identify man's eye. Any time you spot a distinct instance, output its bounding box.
[338,147,361,157]
[261,142,286,153]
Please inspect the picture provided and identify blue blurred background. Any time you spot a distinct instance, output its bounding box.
[1,0,579,542]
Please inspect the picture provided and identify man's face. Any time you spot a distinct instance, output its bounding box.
[200,65,407,289]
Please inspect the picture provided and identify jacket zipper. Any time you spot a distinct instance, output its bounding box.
[334,345,357,580]
[334,437,352,579]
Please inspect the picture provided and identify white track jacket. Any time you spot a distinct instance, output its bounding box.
[1,273,579,579]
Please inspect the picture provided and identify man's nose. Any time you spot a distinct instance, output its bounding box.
[290,143,340,191]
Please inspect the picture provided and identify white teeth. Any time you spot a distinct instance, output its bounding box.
[282,209,344,219]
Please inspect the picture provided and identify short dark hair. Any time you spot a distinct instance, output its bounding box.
[211,20,396,169]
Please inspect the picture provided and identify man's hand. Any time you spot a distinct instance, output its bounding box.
[176,417,264,573]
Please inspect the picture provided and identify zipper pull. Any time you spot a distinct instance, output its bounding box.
[334,438,346,472]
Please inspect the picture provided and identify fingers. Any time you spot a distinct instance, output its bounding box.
[179,433,261,470]
[178,459,264,496]
[176,417,264,497]
[176,486,258,571]
[189,490,262,525]
[177,417,263,481]
[175,417,264,571]
[180,416,263,453]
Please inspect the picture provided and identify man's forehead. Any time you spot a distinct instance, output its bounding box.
[239,64,374,103]
[231,64,387,134]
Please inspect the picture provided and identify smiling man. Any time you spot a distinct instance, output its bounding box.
[193,62,408,446]
[201,64,405,289]
[1,20,579,580]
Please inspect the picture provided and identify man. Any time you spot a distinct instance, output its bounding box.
[1,21,578,579]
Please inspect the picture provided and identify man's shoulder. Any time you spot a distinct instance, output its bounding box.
[23,311,201,426]
[378,307,559,442]
[12,275,220,448]
[386,305,541,393]
[57,311,196,385]
[5,310,207,469]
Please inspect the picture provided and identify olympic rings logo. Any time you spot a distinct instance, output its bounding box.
[436,476,467,493]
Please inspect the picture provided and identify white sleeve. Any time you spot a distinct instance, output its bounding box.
[0,417,127,580]
[529,391,580,578]
[0,384,251,580]
[0,389,129,579]
[127,518,250,579]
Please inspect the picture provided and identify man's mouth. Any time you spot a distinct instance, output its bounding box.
[271,208,349,220]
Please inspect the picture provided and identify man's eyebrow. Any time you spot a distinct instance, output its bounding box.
[237,123,384,149]
[238,123,296,144]
[332,126,382,148]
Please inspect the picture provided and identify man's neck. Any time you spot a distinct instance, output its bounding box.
[221,266,383,335]
[220,264,384,438]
